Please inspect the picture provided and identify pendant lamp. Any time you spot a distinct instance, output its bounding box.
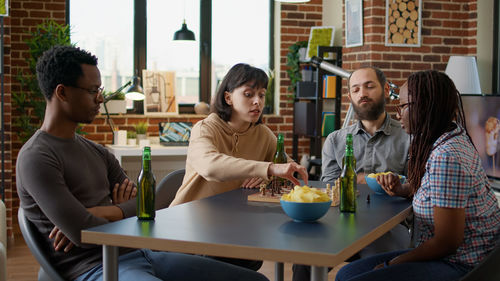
[173,19,195,41]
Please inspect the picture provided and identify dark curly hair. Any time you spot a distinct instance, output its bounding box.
[406,70,470,194]
[211,63,268,124]
[36,45,98,100]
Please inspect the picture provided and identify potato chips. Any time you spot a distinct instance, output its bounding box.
[281,185,331,203]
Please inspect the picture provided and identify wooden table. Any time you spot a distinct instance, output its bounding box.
[82,183,412,281]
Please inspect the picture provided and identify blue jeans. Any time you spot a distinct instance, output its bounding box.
[74,249,269,281]
[335,249,470,281]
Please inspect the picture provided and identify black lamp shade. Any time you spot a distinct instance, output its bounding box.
[173,22,195,41]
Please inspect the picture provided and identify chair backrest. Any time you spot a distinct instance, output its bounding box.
[155,168,185,210]
[460,242,500,281]
[18,208,66,281]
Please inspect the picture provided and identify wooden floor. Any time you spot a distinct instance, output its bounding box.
[6,228,345,281]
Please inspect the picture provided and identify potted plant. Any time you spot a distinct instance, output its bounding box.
[134,122,148,141]
[101,90,126,114]
[127,131,137,146]
[286,41,308,95]
[12,20,72,143]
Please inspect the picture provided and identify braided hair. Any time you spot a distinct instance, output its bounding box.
[406,70,470,194]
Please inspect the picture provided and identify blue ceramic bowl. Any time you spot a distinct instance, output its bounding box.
[280,200,332,222]
[365,174,406,194]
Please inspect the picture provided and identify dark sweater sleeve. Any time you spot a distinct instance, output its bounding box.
[17,147,108,247]
[100,144,137,218]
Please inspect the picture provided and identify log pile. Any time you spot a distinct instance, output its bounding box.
[386,0,420,45]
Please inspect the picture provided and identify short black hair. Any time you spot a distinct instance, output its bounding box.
[212,63,268,123]
[36,45,98,100]
[348,66,387,90]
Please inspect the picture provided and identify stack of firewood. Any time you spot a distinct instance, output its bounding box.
[387,0,419,45]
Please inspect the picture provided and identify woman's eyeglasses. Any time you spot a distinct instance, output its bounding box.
[396,102,413,115]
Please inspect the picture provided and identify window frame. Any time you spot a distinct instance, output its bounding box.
[67,0,275,106]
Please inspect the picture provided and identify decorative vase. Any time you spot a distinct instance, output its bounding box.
[137,134,147,141]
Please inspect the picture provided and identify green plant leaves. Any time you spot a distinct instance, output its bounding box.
[12,20,73,143]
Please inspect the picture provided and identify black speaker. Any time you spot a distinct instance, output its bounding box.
[294,102,316,135]
[296,81,316,98]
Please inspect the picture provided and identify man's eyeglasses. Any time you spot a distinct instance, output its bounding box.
[396,102,413,115]
[71,85,104,96]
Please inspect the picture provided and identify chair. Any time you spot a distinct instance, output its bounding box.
[18,208,66,281]
[155,169,185,210]
[460,242,500,281]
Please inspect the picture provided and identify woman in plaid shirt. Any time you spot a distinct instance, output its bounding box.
[336,70,500,281]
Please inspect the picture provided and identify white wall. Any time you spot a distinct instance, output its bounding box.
[477,0,494,94]
[322,0,343,47]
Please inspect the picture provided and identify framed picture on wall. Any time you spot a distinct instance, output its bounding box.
[305,26,335,60]
[142,70,177,115]
[385,0,422,47]
[0,0,8,16]
[345,0,363,48]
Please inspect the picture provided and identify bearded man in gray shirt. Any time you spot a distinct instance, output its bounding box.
[16,45,269,281]
[321,67,410,183]
[292,67,410,281]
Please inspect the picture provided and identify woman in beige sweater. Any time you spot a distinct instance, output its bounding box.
[171,63,308,207]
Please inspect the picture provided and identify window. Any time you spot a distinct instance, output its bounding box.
[212,0,271,94]
[69,0,273,107]
[147,0,200,104]
[69,0,134,92]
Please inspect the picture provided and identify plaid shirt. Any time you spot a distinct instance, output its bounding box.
[413,125,500,267]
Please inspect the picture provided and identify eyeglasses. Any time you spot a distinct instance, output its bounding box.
[71,85,104,96]
[396,102,413,115]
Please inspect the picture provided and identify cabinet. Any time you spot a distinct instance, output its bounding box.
[292,46,343,164]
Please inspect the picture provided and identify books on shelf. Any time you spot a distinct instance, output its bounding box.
[322,75,336,98]
[321,112,335,137]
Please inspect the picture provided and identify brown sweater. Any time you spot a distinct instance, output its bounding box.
[171,113,277,206]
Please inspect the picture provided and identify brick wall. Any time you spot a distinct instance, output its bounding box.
[341,0,478,120]
[2,0,479,241]
[279,0,323,158]
[5,0,67,242]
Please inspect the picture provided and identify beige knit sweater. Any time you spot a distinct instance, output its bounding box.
[170,113,277,206]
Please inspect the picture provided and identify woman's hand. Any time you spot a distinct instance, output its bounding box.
[377,173,409,197]
[112,178,137,204]
[241,177,264,188]
[268,162,308,186]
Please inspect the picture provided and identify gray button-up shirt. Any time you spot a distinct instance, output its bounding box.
[321,114,410,182]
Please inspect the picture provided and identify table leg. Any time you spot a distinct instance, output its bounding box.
[311,266,328,281]
[275,262,284,281]
[103,245,118,281]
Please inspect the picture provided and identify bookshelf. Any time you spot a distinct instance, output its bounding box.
[292,46,343,168]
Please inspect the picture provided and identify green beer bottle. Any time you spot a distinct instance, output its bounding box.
[137,146,156,220]
[273,133,287,164]
[271,133,287,193]
[340,134,356,212]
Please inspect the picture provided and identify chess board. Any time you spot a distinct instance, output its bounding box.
[247,188,340,207]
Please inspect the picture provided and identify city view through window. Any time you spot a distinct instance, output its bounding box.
[71,0,270,105]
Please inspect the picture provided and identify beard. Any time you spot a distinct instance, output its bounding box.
[352,96,386,121]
